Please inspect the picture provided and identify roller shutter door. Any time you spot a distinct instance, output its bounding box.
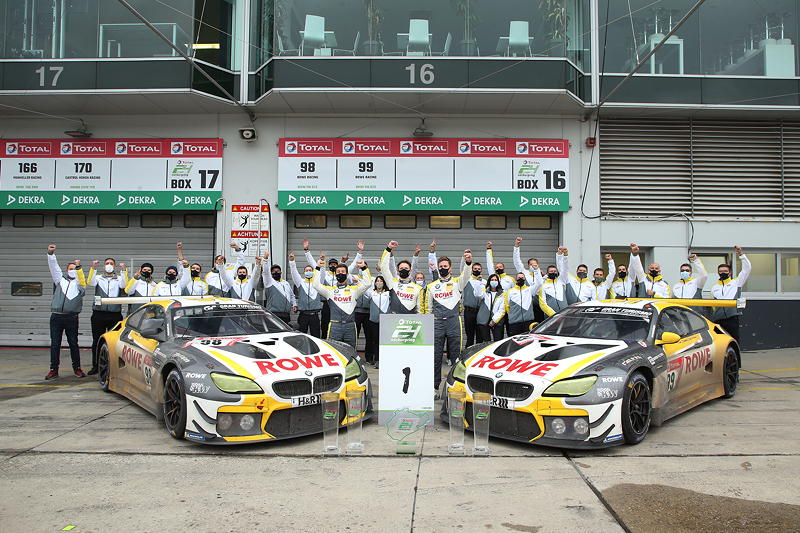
[0,212,214,346]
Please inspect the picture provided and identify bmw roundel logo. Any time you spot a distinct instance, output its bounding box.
[435,283,441,289]
[495,372,504,378]
[305,370,313,376]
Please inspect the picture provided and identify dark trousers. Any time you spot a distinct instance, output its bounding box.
[365,320,380,363]
[532,302,545,323]
[91,310,123,370]
[434,316,463,388]
[321,301,331,339]
[463,307,479,347]
[50,313,81,371]
[477,321,505,343]
[273,312,291,325]
[355,311,370,339]
[508,321,532,336]
[297,311,321,338]
[717,316,740,343]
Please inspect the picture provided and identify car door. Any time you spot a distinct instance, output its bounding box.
[656,307,715,402]
[118,304,164,409]
[111,307,147,393]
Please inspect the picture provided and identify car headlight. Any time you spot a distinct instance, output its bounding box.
[542,375,598,397]
[210,372,263,394]
[452,361,466,383]
[345,358,362,381]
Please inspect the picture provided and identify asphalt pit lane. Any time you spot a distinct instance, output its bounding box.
[603,483,800,533]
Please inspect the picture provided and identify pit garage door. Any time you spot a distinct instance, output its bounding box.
[0,211,214,346]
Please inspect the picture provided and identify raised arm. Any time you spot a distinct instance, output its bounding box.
[629,244,645,283]
[735,246,751,287]
[310,268,334,299]
[485,241,494,272]
[689,253,707,287]
[46,245,62,283]
[382,241,399,291]
[530,264,544,293]
[178,260,191,289]
[603,254,616,291]
[87,260,100,287]
[261,252,276,289]
[556,247,569,286]
[288,255,304,286]
[457,250,473,291]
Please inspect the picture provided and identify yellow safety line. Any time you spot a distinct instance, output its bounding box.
[743,368,800,373]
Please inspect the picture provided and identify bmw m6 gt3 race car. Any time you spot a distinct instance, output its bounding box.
[442,299,740,449]
[96,297,371,444]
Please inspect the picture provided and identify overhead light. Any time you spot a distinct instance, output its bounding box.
[412,118,433,137]
[64,120,92,138]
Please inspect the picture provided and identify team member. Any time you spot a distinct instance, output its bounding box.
[125,263,157,312]
[153,266,183,296]
[45,244,87,380]
[288,252,323,337]
[477,274,505,342]
[539,247,570,317]
[588,254,616,300]
[414,271,428,288]
[630,243,670,298]
[221,251,261,302]
[381,241,424,314]
[262,252,296,324]
[710,246,751,342]
[462,261,484,346]
[672,254,708,299]
[610,249,637,299]
[304,238,338,338]
[311,255,371,348]
[499,270,543,335]
[558,247,594,303]
[365,275,391,367]
[485,241,514,290]
[205,250,232,297]
[385,243,421,280]
[419,250,473,393]
[176,242,209,296]
[512,236,546,322]
[86,257,128,375]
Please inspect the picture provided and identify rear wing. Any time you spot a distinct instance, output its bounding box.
[94,296,233,306]
[622,298,745,309]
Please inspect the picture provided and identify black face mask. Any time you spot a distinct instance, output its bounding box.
[166,273,177,281]
[547,272,558,280]
[495,268,504,275]
[577,272,587,279]
[238,273,247,280]
[336,273,348,284]
[141,271,152,279]
[398,268,410,278]
[191,270,200,278]
[618,271,627,279]
[329,265,337,272]
[472,270,481,277]
[649,269,660,277]
[271,272,281,281]
[516,278,525,287]
[439,267,450,278]
[719,272,730,281]
[594,277,604,284]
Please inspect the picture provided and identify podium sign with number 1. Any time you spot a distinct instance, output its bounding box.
[378,314,434,426]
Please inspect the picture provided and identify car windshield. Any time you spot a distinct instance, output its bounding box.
[534,307,652,342]
[171,306,291,338]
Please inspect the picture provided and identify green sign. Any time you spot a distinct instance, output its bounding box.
[278,191,568,211]
[1,191,222,210]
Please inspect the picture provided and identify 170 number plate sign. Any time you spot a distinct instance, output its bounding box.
[0,139,223,210]
[277,138,570,211]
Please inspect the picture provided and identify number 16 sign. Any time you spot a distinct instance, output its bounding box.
[378,314,434,426]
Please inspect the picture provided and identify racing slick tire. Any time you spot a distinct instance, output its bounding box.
[722,345,739,399]
[163,369,188,439]
[97,343,111,393]
[622,371,651,445]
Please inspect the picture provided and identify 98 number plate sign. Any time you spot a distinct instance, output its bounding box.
[278,138,569,211]
[0,139,222,210]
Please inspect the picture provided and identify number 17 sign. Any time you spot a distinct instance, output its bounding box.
[378,314,434,426]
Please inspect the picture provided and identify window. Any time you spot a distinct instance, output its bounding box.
[11,282,43,297]
[737,253,776,292]
[55,214,86,228]
[686,310,709,333]
[141,214,172,228]
[339,215,371,229]
[475,215,506,229]
[184,214,215,228]
[125,307,147,330]
[13,214,44,227]
[98,214,129,228]
[781,254,800,292]
[430,215,461,229]
[657,308,692,338]
[294,214,327,229]
[519,215,551,230]
[385,215,416,229]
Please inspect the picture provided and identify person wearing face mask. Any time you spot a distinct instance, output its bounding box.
[610,245,639,299]
[311,255,371,348]
[289,251,324,338]
[45,244,87,380]
[672,253,708,300]
[204,249,232,297]
[710,246,751,342]
[477,274,506,342]
[154,266,183,296]
[176,242,209,296]
[126,262,157,313]
[629,243,670,298]
[381,241,424,314]
[303,239,338,339]
[588,254,616,301]
[365,275,391,367]
[462,261,484,346]
[557,246,594,303]
[86,257,128,375]
[221,253,262,302]
[539,247,570,317]
[386,243,421,280]
[261,252,297,324]
[497,271,542,335]
[512,236,546,323]
[485,241,515,290]
[419,250,473,394]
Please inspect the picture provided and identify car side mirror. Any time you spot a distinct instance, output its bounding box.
[139,318,167,342]
[655,331,681,345]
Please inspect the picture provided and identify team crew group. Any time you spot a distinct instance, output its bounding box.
[44,239,751,393]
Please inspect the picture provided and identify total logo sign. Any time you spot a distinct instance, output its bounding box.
[60,141,106,156]
[284,140,333,154]
[115,141,161,155]
[516,141,568,156]
[341,140,391,154]
[5,141,52,156]
[400,140,448,154]
[458,141,506,155]
[170,141,219,155]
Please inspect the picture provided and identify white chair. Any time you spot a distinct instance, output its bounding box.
[276,34,298,56]
[407,19,431,55]
[508,21,532,57]
[300,15,325,55]
[434,32,452,56]
[334,31,360,55]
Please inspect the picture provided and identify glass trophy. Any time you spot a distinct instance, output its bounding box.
[472,392,491,456]
[345,389,365,454]
[320,392,340,455]
[447,390,466,455]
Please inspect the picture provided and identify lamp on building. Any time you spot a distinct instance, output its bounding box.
[64,120,92,138]
[412,118,433,137]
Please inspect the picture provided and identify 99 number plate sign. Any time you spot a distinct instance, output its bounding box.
[0,139,222,210]
[278,138,569,211]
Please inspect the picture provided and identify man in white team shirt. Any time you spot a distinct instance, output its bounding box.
[221,247,261,302]
[381,241,424,314]
[672,253,708,300]
[710,246,751,343]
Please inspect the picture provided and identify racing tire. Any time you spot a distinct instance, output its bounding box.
[722,345,739,399]
[163,369,188,439]
[622,371,651,445]
[97,343,111,393]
